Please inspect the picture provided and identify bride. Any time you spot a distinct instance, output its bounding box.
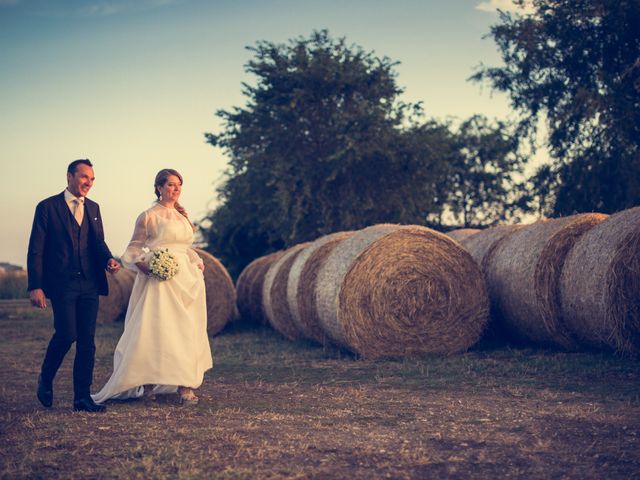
[92,168,212,405]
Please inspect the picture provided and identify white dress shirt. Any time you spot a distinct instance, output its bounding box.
[64,188,85,225]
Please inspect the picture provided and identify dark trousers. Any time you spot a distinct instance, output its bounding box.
[40,277,99,400]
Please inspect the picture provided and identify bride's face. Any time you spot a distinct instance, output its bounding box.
[159,175,182,202]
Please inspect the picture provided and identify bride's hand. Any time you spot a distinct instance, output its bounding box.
[136,262,151,276]
[197,263,205,272]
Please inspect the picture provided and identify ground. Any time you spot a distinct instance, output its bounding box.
[1,303,639,479]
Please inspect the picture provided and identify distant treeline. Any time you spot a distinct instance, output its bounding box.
[200,2,640,279]
[0,271,27,299]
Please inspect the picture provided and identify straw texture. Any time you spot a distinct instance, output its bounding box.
[236,255,270,324]
[315,224,489,358]
[483,214,607,349]
[97,273,124,323]
[194,248,236,336]
[560,207,640,354]
[236,251,285,325]
[460,224,524,268]
[115,268,136,315]
[288,231,354,343]
[446,228,481,243]
[96,267,137,323]
[262,243,310,340]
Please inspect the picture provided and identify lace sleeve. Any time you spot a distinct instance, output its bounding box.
[121,211,150,271]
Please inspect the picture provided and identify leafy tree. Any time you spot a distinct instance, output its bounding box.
[429,115,526,228]
[524,163,559,217]
[472,0,640,215]
[203,30,448,277]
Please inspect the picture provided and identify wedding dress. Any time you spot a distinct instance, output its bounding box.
[92,203,212,402]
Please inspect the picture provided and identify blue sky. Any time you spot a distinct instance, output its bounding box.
[1,0,529,267]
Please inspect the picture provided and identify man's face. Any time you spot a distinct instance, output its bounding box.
[67,163,95,197]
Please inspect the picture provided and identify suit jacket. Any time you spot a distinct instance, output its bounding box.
[27,192,113,298]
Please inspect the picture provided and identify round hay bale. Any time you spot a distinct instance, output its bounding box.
[560,207,640,354]
[97,273,124,323]
[262,243,311,340]
[483,214,608,349]
[460,224,524,267]
[315,224,490,358]
[235,259,255,322]
[460,223,533,345]
[113,267,136,318]
[288,231,355,344]
[194,248,236,336]
[446,228,481,243]
[250,251,286,325]
[237,251,286,325]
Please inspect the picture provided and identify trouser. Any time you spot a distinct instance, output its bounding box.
[40,277,99,401]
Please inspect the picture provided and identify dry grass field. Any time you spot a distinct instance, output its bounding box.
[1,302,639,479]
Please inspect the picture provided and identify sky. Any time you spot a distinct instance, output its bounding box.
[0,0,531,268]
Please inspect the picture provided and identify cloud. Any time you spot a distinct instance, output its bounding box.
[33,0,184,18]
[476,0,534,14]
[78,0,183,17]
[0,0,20,6]
[75,2,124,17]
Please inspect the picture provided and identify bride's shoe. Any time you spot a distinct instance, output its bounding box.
[178,386,199,406]
[143,384,156,402]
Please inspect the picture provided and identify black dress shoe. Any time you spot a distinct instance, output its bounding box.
[73,397,107,413]
[37,375,53,408]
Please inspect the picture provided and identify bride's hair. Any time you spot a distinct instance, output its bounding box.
[154,169,193,228]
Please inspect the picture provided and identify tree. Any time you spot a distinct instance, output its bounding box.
[472,0,640,215]
[429,115,526,228]
[203,30,448,277]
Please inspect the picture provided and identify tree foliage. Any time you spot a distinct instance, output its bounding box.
[203,31,443,276]
[429,115,526,227]
[472,0,640,215]
[203,30,526,277]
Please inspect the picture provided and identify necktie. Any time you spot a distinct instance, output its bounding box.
[72,198,84,225]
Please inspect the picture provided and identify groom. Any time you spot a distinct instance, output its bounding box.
[27,159,120,412]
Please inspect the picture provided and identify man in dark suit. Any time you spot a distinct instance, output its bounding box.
[27,159,121,412]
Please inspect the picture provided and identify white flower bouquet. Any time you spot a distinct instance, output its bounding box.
[147,248,179,281]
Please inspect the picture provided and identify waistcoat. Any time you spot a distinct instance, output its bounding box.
[68,209,96,282]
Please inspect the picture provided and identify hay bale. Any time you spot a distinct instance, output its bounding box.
[97,273,124,323]
[446,228,481,243]
[236,256,266,324]
[460,224,524,267]
[458,224,529,345]
[114,267,136,317]
[287,231,354,343]
[236,251,286,325]
[315,224,489,358]
[194,248,236,336]
[483,214,608,349]
[262,243,311,340]
[97,263,139,324]
[560,207,640,354]
[234,260,254,322]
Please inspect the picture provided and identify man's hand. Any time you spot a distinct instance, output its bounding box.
[197,263,205,272]
[29,289,47,309]
[106,258,121,274]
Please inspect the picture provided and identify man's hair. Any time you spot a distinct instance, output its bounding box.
[67,159,93,175]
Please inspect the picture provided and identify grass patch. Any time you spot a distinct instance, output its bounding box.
[1,303,639,479]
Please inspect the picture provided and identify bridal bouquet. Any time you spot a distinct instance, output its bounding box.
[147,248,179,281]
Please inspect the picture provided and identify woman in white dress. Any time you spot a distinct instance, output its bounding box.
[92,169,212,405]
